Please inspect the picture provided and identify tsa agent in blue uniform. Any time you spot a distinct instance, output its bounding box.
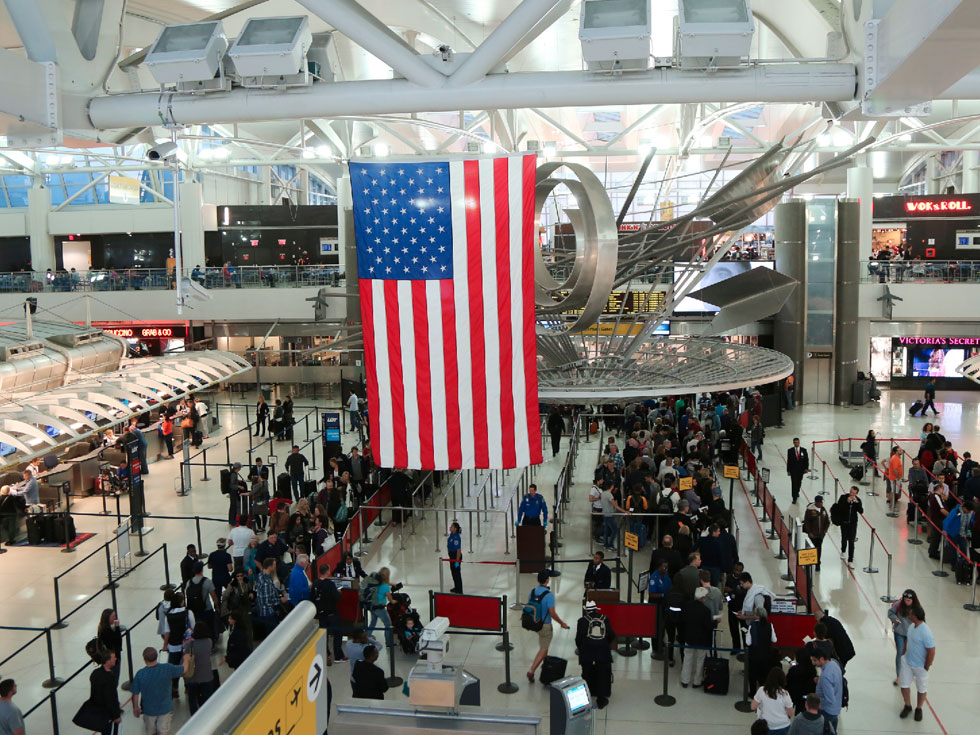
[515,484,548,527]
[447,522,463,594]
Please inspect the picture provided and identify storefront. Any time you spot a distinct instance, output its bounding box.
[871,193,980,260]
[870,335,980,389]
[91,321,188,356]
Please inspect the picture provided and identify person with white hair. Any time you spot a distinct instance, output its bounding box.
[288,554,311,604]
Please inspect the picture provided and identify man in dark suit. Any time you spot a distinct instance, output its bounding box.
[584,551,612,593]
[786,437,809,504]
[649,535,683,578]
[334,551,367,581]
[352,645,389,699]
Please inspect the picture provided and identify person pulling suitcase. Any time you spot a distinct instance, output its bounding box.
[574,600,615,708]
[523,570,569,684]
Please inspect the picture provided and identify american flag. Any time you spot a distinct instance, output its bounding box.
[351,155,542,470]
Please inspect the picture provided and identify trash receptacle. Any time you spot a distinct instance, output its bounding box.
[261,385,272,401]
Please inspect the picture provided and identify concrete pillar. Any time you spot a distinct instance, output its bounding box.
[855,318,872,375]
[926,155,940,195]
[773,200,807,404]
[834,200,860,405]
[27,186,55,273]
[337,174,358,326]
[260,167,273,205]
[178,181,206,271]
[846,161,874,261]
[963,150,980,193]
[299,169,310,205]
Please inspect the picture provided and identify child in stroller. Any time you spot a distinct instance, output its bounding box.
[387,591,422,654]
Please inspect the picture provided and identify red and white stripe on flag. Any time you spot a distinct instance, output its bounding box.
[358,154,542,470]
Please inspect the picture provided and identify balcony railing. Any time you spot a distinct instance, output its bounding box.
[862,259,980,284]
[0,266,345,293]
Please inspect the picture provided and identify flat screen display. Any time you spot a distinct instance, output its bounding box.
[673,261,774,313]
[909,347,966,378]
[566,683,590,713]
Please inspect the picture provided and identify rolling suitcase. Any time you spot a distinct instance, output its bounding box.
[237,495,253,528]
[275,473,292,500]
[25,515,42,545]
[956,560,973,585]
[539,655,567,685]
[702,630,729,695]
[304,480,318,498]
[909,400,924,416]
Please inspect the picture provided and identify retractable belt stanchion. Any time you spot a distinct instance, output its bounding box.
[654,639,675,707]
[965,560,980,612]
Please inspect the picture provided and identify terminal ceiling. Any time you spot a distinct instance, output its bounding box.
[3,1,980,192]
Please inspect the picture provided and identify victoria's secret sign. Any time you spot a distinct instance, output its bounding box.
[897,337,980,346]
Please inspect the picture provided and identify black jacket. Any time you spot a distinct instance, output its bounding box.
[584,562,612,590]
[285,453,309,477]
[649,546,683,577]
[680,599,714,647]
[820,614,855,664]
[225,623,252,669]
[334,558,366,579]
[88,665,121,719]
[787,446,809,476]
[352,660,389,699]
[314,578,341,618]
[575,613,616,665]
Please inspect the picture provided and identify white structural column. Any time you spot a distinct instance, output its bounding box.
[299,169,310,205]
[846,158,874,262]
[962,150,980,192]
[27,186,55,273]
[336,173,352,278]
[178,181,206,271]
[926,155,940,195]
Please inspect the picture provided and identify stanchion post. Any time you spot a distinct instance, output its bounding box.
[52,577,66,629]
[160,543,172,590]
[881,554,897,603]
[733,645,753,712]
[497,628,519,694]
[438,559,445,593]
[654,641,675,707]
[41,628,64,688]
[909,503,923,545]
[201,448,209,482]
[863,531,879,574]
[60,508,75,554]
[964,561,980,612]
[225,436,231,466]
[195,517,206,559]
[933,535,949,578]
[385,643,403,688]
[495,596,515,652]
[121,628,135,691]
[511,563,523,610]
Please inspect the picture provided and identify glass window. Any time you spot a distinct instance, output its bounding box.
[6,188,28,207]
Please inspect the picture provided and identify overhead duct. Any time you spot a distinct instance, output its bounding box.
[87,64,858,129]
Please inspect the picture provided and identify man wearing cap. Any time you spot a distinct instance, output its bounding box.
[575,600,615,709]
[207,538,233,603]
[802,495,831,572]
[526,570,569,683]
[516,484,548,527]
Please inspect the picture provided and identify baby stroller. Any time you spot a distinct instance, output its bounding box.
[96,464,128,495]
[387,592,422,655]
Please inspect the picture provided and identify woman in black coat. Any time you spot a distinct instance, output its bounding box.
[96,609,123,685]
[88,651,122,734]
[224,612,253,669]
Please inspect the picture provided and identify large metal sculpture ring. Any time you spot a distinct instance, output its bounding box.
[533,161,618,335]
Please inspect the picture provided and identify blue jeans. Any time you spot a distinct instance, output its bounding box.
[368,606,393,647]
[785,390,794,410]
[751,441,763,460]
[893,632,907,678]
[821,712,838,734]
[187,680,213,714]
[603,516,618,549]
[768,727,789,735]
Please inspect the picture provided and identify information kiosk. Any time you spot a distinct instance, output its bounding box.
[550,677,594,735]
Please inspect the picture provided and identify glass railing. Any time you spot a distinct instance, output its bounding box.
[861,260,980,283]
[0,266,345,293]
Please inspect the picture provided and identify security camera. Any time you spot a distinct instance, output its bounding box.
[437,44,453,62]
[147,142,184,162]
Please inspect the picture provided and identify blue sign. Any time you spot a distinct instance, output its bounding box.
[322,412,341,443]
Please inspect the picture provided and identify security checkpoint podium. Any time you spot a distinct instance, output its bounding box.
[516,524,546,573]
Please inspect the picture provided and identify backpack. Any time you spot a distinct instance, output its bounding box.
[830,497,846,527]
[657,492,674,514]
[584,612,608,642]
[185,579,207,616]
[521,588,548,631]
[841,674,850,709]
[359,572,383,607]
[333,503,349,523]
[942,505,962,536]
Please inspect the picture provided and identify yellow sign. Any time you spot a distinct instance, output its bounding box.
[108,174,141,205]
[574,323,646,336]
[678,476,693,491]
[235,630,325,735]
[798,548,819,566]
[723,465,740,479]
[624,532,639,551]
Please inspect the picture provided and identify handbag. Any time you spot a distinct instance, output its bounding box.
[182,648,196,679]
[72,700,109,730]
[181,417,194,429]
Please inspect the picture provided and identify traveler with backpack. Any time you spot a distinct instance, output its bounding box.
[746,607,778,694]
[524,570,570,684]
[833,487,864,567]
[365,567,399,648]
[802,496,830,572]
[679,586,715,688]
[185,562,220,641]
[574,600,615,708]
[161,592,195,700]
[811,648,844,734]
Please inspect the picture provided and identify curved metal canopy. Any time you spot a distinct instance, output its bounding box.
[0,351,250,466]
[537,336,794,403]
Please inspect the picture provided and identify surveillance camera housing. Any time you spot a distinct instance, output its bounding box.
[147,142,182,162]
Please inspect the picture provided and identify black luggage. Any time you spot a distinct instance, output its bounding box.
[539,655,567,685]
[703,631,729,695]
[909,400,924,416]
[275,473,292,500]
[25,515,42,545]
[956,560,973,585]
[40,514,58,543]
[849,466,864,482]
[220,469,231,495]
[304,480,318,497]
